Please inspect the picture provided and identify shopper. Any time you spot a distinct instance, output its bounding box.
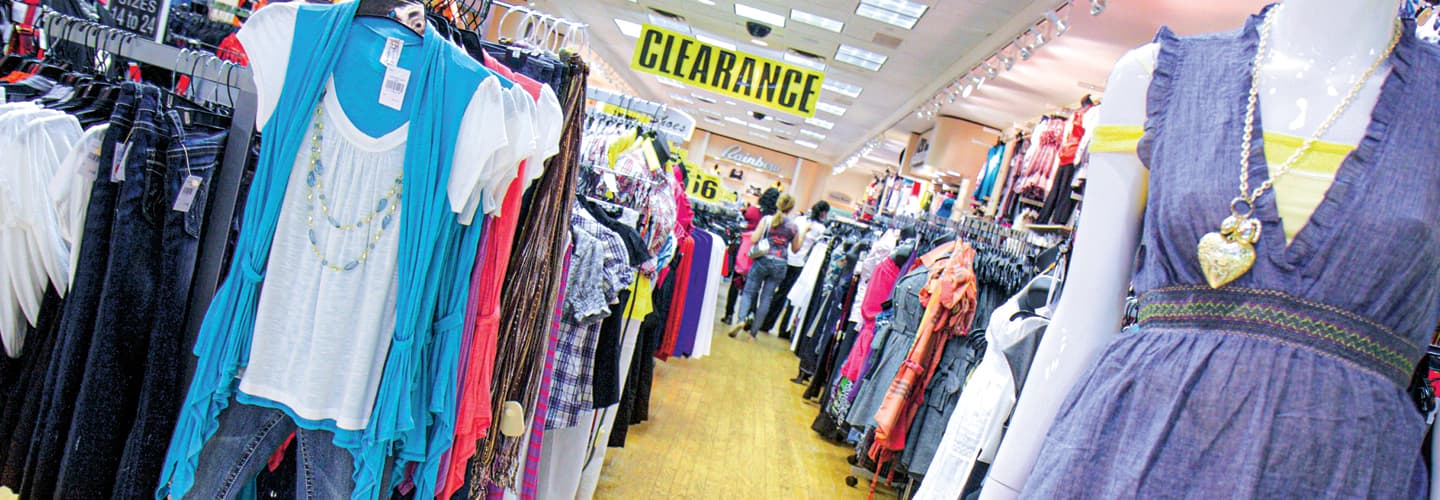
[731,194,800,340]
[770,201,831,337]
[722,202,764,324]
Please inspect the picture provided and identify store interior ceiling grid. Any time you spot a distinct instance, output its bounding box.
[537,0,1268,175]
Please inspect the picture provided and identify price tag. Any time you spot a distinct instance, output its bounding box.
[110,142,131,182]
[80,143,103,180]
[172,175,205,212]
[378,65,409,111]
[380,37,404,67]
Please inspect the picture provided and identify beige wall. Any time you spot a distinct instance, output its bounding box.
[907,116,1001,205]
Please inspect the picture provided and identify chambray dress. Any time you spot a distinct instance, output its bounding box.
[1023,10,1440,499]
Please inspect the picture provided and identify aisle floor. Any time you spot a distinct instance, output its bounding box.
[595,321,899,499]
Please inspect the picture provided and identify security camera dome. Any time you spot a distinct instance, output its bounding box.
[746,21,772,38]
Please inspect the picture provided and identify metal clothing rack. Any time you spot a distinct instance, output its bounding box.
[39,10,259,354]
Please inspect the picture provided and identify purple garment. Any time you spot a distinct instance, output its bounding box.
[673,230,712,358]
[1023,9,1439,499]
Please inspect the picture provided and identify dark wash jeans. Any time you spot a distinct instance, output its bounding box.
[22,82,143,499]
[112,112,229,499]
[186,399,355,500]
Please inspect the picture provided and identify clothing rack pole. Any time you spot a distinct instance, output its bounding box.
[39,10,259,366]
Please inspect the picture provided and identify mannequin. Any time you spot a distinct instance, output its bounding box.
[983,0,1414,497]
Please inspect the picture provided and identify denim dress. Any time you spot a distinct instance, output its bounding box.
[1024,10,1440,499]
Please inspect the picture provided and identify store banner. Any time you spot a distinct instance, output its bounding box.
[687,168,739,203]
[630,24,825,118]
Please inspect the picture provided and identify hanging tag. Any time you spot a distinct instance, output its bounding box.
[380,37,404,67]
[378,65,409,111]
[110,142,131,182]
[172,175,205,212]
[499,401,526,437]
[80,143,102,180]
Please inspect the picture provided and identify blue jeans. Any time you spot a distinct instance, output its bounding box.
[186,399,354,499]
[736,257,788,337]
[113,112,230,499]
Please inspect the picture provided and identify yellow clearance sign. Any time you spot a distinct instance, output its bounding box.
[631,24,825,118]
[686,168,738,203]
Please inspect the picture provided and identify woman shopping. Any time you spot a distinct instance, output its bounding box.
[731,194,802,340]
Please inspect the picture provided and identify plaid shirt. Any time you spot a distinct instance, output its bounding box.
[546,208,635,429]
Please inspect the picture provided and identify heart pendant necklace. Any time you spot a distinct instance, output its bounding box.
[1197,5,1399,288]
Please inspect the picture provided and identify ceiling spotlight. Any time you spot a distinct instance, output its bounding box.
[984,63,999,79]
[998,52,1016,70]
[1090,0,1106,15]
[975,74,987,89]
[1046,11,1068,35]
[1035,29,1047,46]
[961,82,975,98]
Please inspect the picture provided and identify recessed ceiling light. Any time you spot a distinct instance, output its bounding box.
[697,0,715,5]
[783,52,827,71]
[751,39,768,46]
[749,131,769,139]
[821,79,863,98]
[614,19,642,38]
[750,123,772,133]
[693,93,717,104]
[816,101,847,116]
[805,117,834,130]
[856,0,927,29]
[725,100,738,106]
[669,93,695,104]
[735,3,786,27]
[790,9,844,32]
[657,76,685,88]
[800,129,825,140]
[794,140,820,149]
[725,116,748,126]
[836,44,887,71]
[696,33,736,50]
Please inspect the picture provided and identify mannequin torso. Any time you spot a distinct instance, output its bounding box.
[983,1,1409,497]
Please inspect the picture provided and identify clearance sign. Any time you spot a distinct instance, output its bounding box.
[630,24,825,118]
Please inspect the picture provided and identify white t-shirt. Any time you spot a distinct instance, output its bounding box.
[787,215,827,267]
[236,4,509,430]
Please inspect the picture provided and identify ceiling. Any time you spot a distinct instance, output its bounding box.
[536,0,1270,170]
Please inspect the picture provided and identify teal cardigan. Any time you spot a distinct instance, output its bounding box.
[157,3,496,498]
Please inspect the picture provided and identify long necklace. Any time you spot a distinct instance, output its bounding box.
[1197,5,1400,289]
[303,100,404,272]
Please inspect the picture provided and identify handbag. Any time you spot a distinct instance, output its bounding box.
[748,217,772,259]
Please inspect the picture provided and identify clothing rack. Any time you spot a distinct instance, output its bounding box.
[586,87,694,142]
[39,9,259,350]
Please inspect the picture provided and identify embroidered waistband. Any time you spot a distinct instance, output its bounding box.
[1137,286,1421,388]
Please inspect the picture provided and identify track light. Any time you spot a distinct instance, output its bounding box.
[1019,43,1033,60]
[961,82,975,98]
[984,63,999,79]
[998,52,1016,70]
[1034,29,1047,46]
[1046,11,1068,35]
[1089,0,1106,15]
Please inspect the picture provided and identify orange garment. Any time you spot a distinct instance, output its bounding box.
[870,241,977,457]
[1,71,34,83]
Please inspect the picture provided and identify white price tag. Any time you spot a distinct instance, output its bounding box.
[172,175,205,212]
[380,37,404,67]
[110,142,131,182]
[378,65,410,111]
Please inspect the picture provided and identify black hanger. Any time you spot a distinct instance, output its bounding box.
[355,0,427,36]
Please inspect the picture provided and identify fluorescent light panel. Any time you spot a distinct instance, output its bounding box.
[656,76,684,88]
[749,123,772,133]
[695,33,736,50]
[816,101,847,116]
[856,0,927,29]
[783,52,827,71]
[749,131,769,139]
[725,116,749,126]
[669,93,695,104]
[693,94,717,104]
[822,79,863,98]
[835,44,887,71]
[704,116,723,124]
[735,3,786,27]
[805,117,834,129]
[794,140,820,148]
[790,9,844,32]
[697,0,715,5]
[614,19,642,38]
[800,129,825,140]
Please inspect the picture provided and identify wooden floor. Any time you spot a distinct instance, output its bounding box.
[595,320,898,499]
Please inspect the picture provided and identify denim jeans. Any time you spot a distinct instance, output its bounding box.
[736,257,788,337]
[112,112,229,498]
[23,82,142,499]
[186,399,355,500]
[54,83,170,499]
